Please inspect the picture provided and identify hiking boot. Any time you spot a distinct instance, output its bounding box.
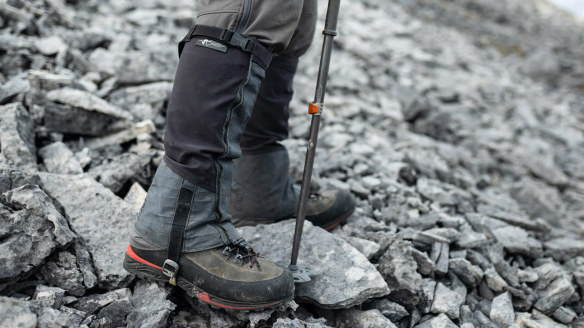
[228,150,356,230]
[124,235,294,310]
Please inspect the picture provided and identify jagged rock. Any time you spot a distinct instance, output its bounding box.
[363,299,409,322]
[0,103,37,171]
[72,242,98,289]
[238,220,390,309]
[432,242,449,276]
[0,166,41,195]
[448,258,484,287]
[491,292,514,327]
[419,279,436,314]
[70,288,130,316]
[28,303,78,328]
[88,151,154,193]
[38,173,137,289]
[46,88,133,121]
[0,74,30,104]
[84,120,156,150]
[32,285,65,309]
[431,283,463,319]
[456,224,488,249]
[490,226,542,255]
[520,50,561,81]
[273,317,332,328]
[414,314,457,328]
[336,308,397,328]
[0,185,75,284]
[124,182,148,213]
[553,306,576,324]
[108,82,172,121]
[544,238,584,262]
[377,236,422,306]
[39,142,83,174]
[44,101,128,137]
[39,251,85,297]
[472,311,497,328]
[58,306,86,326]
[170,310,210,328]
[0,297,36,328]
[410,247,435,275]
[126,279,175,328]
[484,267,508,292]
[533,277,575,314]
[96,297,134,327]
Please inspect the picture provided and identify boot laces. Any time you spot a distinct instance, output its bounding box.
[222,241,261,270]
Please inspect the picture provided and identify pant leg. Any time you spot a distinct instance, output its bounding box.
[135,1,305,251]
[227,0,318,221]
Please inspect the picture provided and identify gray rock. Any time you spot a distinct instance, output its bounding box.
[410,247,435,275]
[0,74,30,104]
[460,324,475,328]
[38,173,137,289]
[377,236,422,306]
[58,306,85,326]
[44,101,128,137]
[238,220,390,309]
[72,242,98,289]
[336,308,397,328]
[419,279,436,314]
[0,296,37,328]
[46,88,133,121]
[88,152,154,193]
[448,258,484,287]
[364,299,409,322]
[70,288,130,316]
[484,267,508,292]
[553,306,576,324]
[39,142,83,174]
[472,311,497,328]
[124,182,148,213]
[34,36,66,56]
[273,317,332,328]
[448,271,468,301]
[342,236,381,260]
[430,283,463,319]
[96,297,134,327]
[456,224,488,249]
[108,82,172,121]
[0,166,41,195]
[32,285,65,309]
[520,49,561,81]
[414,313,457,328]
[423,228,460,243]
[170,310,210,328]
[432,242,449,276]
[533,277,575,314]
[31,305,78,328]
[0,185,75,282]
[0,103,37,171]
[84,120,156,150]
[39,251,85,297]
[544,238,584,262]
[126,280,175,328]
[490,292,514,327]
[518,269,539,283]
[491,226,541,255]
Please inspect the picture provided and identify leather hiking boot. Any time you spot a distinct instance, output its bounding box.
[124,240,294,310]
[303,188,355,230]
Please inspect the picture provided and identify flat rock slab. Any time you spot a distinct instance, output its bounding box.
[238,220,390,309]
[39,173,137,290]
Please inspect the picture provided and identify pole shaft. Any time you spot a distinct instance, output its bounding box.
[290,0,341,266]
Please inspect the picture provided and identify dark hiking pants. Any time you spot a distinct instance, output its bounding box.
[134,0,317,252]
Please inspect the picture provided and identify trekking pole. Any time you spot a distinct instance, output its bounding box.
[290,0,341,281]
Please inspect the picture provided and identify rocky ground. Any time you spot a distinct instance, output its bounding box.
[1,0,584,327]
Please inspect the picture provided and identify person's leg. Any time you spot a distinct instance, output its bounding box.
[125,0,305,310]
[227,0,356,229]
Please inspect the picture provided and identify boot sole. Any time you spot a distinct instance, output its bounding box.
[123,245,291,310]
[319,207,355,231]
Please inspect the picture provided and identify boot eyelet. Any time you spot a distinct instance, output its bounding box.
[234,254,243,264]
[222,246,231,257]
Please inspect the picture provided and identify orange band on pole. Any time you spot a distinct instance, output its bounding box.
[308,103,319,114]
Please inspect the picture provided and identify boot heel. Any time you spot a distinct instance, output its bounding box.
[123,252,167,282]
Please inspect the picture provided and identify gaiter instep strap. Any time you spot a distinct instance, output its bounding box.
[178,25,273,69]
[163,186,195,285]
